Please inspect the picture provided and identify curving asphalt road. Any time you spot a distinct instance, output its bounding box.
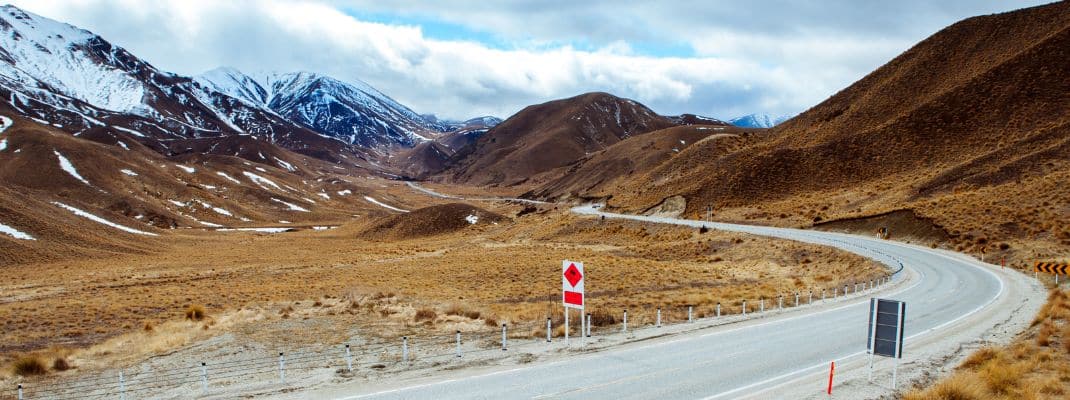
[306,201,1036,400]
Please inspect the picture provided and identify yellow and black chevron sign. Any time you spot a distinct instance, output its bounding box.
[1035,262,1069,274]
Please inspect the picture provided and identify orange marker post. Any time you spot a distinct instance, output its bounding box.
[827,361,835,395]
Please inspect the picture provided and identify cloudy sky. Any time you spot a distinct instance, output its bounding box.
[10,0,1048,120]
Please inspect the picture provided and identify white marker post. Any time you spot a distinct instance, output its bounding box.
[868,300,878,382]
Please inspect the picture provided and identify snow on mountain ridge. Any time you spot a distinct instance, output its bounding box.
[0,5,150,115]
[196,67,445,149]
[729,113,792,128]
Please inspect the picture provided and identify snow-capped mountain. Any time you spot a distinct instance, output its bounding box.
[728,113,792,128]
[196,67,445,149]
[0,5,359,162]
[0,5,456,171]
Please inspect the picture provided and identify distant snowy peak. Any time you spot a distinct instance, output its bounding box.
[196,67,269,106]
[729,113,793,128]
[196,67,442,149]
[667,114,730,126]
[461,116,502,128]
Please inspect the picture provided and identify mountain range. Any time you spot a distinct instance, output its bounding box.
[3,0,1066,270]
[0,5,492,169]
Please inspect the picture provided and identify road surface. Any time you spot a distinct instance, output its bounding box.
[301,201,1040,400]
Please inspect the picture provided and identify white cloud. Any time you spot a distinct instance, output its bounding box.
[7,0,1047,120]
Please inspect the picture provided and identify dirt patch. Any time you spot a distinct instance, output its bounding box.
[643,195,686,218]
[813,209,949,244]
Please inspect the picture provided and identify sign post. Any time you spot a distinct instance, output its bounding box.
[563,260,585,347]
[867,298,906,389]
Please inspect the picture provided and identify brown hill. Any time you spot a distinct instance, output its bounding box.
[600,1,1070,264]
[359,203,507,240]
[525,125,766,202]
[0,112,415,263]
[441,92,676,187]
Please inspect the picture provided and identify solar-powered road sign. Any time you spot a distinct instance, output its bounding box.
[867,298,906,388]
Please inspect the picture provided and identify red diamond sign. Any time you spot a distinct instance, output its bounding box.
[564,263,582,287]
[562,260,584,309]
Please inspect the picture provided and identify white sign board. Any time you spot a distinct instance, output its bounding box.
[562,260,584,309]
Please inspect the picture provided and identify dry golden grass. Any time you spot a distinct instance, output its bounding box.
[0,207,885,381]
[904,287,1070,400]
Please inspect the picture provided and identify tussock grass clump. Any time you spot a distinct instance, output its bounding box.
[52,357,71,371]
[960,347,998,369]
[12,355,48,376]
[903,372,986,400]
[444,305,481,320]
[414,308,437,322]
[185,305,206,321]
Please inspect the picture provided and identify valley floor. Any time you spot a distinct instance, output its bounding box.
[0,186,887,398]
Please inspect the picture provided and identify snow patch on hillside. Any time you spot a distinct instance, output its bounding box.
[244,171,282,191]
[113,126,145,137]
[364,196,408,212]
[271,198,309,212]
[0,115,12,133]
[216,171,241,184]
[0,221,34,240]
[54,150,91,185]
[53,202,158,236]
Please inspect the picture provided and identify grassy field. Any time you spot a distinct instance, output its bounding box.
[904,286,1070,399]
[0,204,887,381]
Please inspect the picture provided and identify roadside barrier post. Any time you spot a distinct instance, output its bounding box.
[201,362,208,393]
[656,308,662,327]
[716,303,721,317]
[742,300,747,316]
[827,361,835,395]
[17,384,22,400]
[778,295,783,310]
[456,331,463,357]
[586,314,592,337]
[688,306,693,323]
[822,289,827,301]
[402,337,409,363]
[278,353,286,383]
[795,292,799,308]
[547,318,552,342]
[501,324,508,351]
[844,284,848,296]
[833,287,838,299]
[345,345,353,371]
[809,290,813,305]
[119,371,126,400]
[760,298,765,313]
[623,310,628,332]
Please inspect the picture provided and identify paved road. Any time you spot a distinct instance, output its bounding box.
[320,203,1025,400]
